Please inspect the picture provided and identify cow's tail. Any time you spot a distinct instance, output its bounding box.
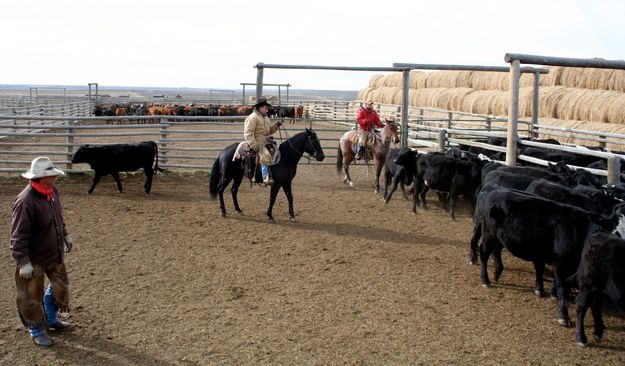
[209,156,221,200]
[336,143,343,175]
[153,142,164,172]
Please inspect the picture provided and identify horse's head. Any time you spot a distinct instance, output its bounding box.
[304,128,325,161]
[384,119,400,144]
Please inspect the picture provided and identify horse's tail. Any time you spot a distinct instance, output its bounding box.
[153,141,164,172]
[209,156,221,200]
[336,143,343,175]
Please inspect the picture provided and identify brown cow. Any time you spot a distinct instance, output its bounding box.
[294,105,304,123]
[235,106,254,116]
[147,106,162,124]
[115,107,128,125]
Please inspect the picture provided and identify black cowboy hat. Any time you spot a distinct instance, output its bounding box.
[253,98,272,108]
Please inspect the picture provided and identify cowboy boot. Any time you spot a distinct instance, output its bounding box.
[355,146,364,160]
[29,327,53,347]
[43,285,71,331]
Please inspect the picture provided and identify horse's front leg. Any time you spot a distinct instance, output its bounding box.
[266,183,281,223]
[374,159,383,194]
[283,181,296,223]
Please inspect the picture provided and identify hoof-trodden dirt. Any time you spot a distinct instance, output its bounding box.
[1,166,624,365]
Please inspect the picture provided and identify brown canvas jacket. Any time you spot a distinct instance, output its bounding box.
[243,110,280,151]
[10,184,68,267]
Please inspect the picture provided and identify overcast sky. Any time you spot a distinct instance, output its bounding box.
[1,0,623,91]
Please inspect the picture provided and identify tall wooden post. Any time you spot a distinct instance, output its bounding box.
[506,60,521,166]
[256,64,264,101]
[531,71,540,139]
[607,155,621,185]
[401,69,410,149]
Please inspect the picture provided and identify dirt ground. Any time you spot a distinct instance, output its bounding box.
[0,162,624,366]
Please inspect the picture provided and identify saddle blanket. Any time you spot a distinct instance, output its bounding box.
[233,142,281,166]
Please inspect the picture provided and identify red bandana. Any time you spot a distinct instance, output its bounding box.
[30,180,54,201]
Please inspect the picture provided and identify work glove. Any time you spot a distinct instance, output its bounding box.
[19,262,35,280]
[275,121,283,127]
[64,235,73,253]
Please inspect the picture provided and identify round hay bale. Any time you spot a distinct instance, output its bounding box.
[541,66,564,86]
[369,74,386,88]
[383,72,404,87]
[607,94,625,125]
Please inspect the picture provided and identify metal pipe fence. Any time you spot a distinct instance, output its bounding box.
[2,99,625,183]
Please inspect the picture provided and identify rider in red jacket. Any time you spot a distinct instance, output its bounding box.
[355,100,383,159]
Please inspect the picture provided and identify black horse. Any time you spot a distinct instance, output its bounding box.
[209,128,325,222]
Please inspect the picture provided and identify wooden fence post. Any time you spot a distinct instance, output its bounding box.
[438,129,447,152]
[600,135,607,150]
[506,60,521,166]
[607,155,621,185]
[531,71,540,139]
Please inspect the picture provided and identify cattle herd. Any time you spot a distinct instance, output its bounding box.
[69,114,624,347]
[382,138,625,347]
[94,103,304,122]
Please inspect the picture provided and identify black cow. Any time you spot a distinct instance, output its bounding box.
[483,170,540,191]
[471,188,625,326]
[526,179,620,215]
[520,146,601,168]
[575,232,625,347]
[416,152,484,220]
[383,148,415,204]
[71,141,163,194]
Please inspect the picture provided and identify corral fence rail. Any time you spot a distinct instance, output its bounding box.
[2,99,625,182]
[0,114,358,172]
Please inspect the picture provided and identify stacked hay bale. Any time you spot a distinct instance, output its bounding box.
[359,67,625,149]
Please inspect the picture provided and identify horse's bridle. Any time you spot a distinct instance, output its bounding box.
[278,124,320,159]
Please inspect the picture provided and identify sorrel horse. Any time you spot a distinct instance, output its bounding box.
[336,119,400,193]
[209,128,325,222]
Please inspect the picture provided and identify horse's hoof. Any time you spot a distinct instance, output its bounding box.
[289,217,296,223]
[267,217,275,223]
[349,181,354,187]
[557,318,571,327]
[593,335,602,342]
[535,290,546,297]
[375,189,380,194]
[220,212,226,218]
[469,260,476,266]
[236,211,244,216]
[576,341,587,348]
[482,284,491,289]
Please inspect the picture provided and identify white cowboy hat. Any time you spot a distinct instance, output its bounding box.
[21,157,65,179]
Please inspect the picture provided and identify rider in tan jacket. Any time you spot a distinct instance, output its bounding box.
[243,98,282,183]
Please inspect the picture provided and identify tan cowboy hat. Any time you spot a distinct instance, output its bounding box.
[253,98,272,108]
[21,157,65,179]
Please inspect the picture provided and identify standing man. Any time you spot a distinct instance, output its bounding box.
[10,157,74,347]
[355,99,383,160]
[244,98,282,184]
